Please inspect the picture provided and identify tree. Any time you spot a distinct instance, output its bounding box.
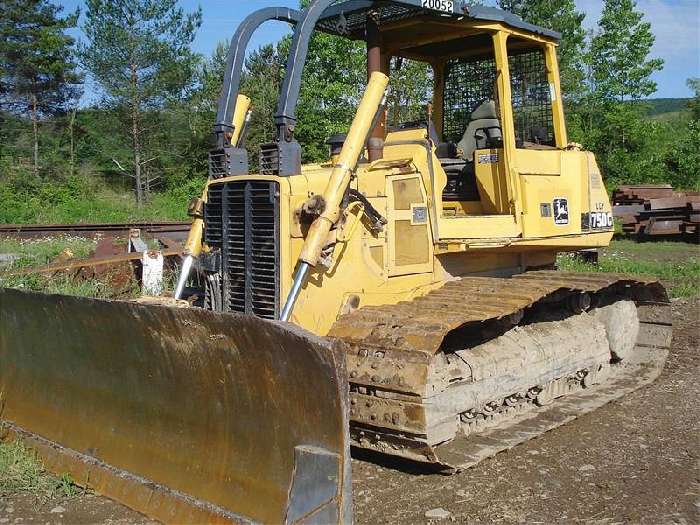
[293,29,366,162]
[589,0,663,103]
[386,58,433,127]
[240,44,286,169]
[0,0,81,176]
[687,78,700,121]
[80,0,202,206]
[661,79,700,191]
[498,0,586,100]
[567,0,665,188]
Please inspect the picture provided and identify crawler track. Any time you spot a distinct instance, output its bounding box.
[329,271,671,471]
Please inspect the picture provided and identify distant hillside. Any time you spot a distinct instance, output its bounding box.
[644,98,691,117]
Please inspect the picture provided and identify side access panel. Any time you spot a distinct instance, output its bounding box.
[0,288,351,524]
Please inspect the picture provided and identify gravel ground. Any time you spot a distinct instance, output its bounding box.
[1,299,698,525]
[352,297,699,524]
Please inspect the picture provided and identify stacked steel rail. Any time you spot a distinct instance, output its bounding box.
[612,185,700,241]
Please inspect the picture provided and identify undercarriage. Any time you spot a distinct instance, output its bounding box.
[330,271,672,471]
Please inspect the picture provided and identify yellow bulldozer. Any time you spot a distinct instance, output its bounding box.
[1,1,673,523]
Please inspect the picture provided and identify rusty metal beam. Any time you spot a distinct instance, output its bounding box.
[5,249,182,277]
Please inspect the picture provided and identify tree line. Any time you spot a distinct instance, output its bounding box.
[0,0,697,221]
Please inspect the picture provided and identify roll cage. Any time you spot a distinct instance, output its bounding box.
[214,0,563,176]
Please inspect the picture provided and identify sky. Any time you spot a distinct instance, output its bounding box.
[58,0,699,99]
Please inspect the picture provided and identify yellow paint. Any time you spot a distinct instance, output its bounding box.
[183,214,204,258]
[299,72,390,267]
[544,44,568,147]
[230,94,251,146]
[474,149,509,214]
[197,22,616,337]
[386,173,433,276]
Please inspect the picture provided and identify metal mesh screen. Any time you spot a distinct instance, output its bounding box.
[442,56,497,143]
[318,5,423,38]
[508,48,554,146]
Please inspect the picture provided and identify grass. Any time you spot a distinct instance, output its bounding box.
[0,236,96,269]
[0,439,80,499]
[0,176,196,225]
[1,273,119,298]
[558,239,700,298]
[21,188,190,224]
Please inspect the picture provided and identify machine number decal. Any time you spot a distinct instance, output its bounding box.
[478,153,499,164]
[421,0,454,13]
[589,211,613,229]
[412,206,428,224]
[553,198,569,225]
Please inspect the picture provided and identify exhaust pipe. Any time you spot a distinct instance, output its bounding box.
[174,94,252,300]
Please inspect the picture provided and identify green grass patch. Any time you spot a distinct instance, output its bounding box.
[0,273,119,298]
[557,241,700,297]
[606,238,698,257]
[19,188,190,224]
[0,236,96,269]
[0,439,80,499]
[0,174,198,224]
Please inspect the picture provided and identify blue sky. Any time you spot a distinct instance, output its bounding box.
[58,0,699,98]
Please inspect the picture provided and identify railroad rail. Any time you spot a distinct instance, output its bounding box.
[0,222,190,240]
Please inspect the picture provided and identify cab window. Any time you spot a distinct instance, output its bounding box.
[507,40,555,148]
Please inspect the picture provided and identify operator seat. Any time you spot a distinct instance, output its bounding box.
[457,100,502,161]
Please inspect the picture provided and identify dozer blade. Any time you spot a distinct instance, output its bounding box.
[0,288,351,524]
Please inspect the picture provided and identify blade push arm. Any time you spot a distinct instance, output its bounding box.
[280,71,389,321]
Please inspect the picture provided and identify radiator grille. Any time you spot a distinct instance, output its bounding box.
[204,181,280,319]
[259,143,280,176]
[208,149,228,179]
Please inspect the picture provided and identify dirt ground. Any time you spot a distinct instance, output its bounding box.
[1,300,698,525]
[352,297,700,525]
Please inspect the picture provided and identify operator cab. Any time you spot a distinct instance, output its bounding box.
[318,2,566,224]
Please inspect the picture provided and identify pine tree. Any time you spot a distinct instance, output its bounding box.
[0,0,81,176]
[589,0,663,102]
[80,0,202,206]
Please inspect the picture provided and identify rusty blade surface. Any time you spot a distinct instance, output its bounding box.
[0,288,351,524]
